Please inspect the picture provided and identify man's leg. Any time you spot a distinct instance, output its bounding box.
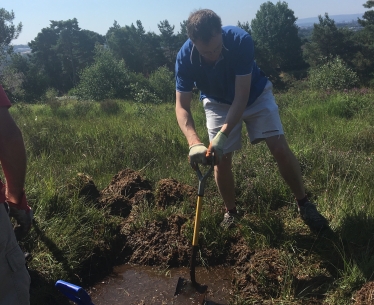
[265,135,305,199]
[214,152,236,211]
[265,135,328,232]
[214,152,243,229]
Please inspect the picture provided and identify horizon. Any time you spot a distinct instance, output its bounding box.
[5,0,366,45]
[11,13,364,48]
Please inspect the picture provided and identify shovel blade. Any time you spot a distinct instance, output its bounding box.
[174,277,207,304]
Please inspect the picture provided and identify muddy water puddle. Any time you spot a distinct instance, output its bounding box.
[88,264,232,304]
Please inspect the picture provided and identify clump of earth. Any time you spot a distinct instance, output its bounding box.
[353,281,374,305]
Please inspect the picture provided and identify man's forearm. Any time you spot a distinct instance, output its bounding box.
[221,74,252,136]
[176,108,202,146]
[0,111,27,203]
[220,97,248,136]
[176,91,202,147]
[2,131,27,200]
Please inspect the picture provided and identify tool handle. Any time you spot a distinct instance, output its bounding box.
[195,151,214,178]
[55,280,94,305]
[189,245,199,284]
[192,196,203,246]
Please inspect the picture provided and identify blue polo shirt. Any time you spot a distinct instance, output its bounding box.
[175,26,268,106]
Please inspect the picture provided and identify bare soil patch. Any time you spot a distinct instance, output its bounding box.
[71,168,367,304]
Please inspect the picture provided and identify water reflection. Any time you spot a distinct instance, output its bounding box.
[88,264,232,304]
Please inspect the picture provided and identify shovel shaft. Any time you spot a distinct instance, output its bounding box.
[192,196,203,246]
[189,158,213,287]
[190,245,199,284]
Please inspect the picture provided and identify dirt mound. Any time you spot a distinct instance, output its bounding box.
[233,248,292,300]
[354,281,374,304]
[99,168,153,216]
[228,234,254,266]
[67,173,100,202]
[155,178,195,208]
[126,214,191,266]
[95,169,254,269]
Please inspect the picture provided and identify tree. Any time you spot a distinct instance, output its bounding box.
[237,21,251,35]
[28,27,61,91]
[3,53,48,102]
[0,8,22,68]
[179,20,187,38]
[176,20,188,46]
[303,14,355,68]
[52,19,81,86]
[358,0,374,27]
[29,18,104,93]
[250,1,305,78]
[157,20,179,70]
[106,20,166,75]
[352,0,374,83]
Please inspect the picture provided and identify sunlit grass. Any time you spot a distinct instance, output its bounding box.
[9,88,374,304]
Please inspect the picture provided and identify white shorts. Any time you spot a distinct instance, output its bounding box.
[203,80,284,154]
[0,203,30,305]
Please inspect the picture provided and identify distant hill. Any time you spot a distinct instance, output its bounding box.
[13,45,31,55]
[11,13,366,53]
[297,13,364,27]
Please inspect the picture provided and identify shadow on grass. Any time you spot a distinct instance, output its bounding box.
[32,219,72,275]
[29,268,72,305]
[29,217,129,304]
[29,219,74,305]
[290,212,374,300]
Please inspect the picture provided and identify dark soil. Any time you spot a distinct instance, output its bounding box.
[154,178,195,208]
[98,168,153,217]
[70,168,372,304]
[126,214,191,266]
[353,281,374,304]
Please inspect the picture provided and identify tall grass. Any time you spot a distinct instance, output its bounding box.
[10,88,374,304]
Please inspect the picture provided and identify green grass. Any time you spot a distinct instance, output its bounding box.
[9,88,374,304]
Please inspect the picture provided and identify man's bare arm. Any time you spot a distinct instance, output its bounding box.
[220,74,252,136]
[0,107,27,204]
[175,91,202,146]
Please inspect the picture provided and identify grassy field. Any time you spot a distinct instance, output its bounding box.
[10,87,374,304]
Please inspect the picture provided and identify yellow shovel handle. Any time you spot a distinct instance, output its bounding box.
[192,196,203,246]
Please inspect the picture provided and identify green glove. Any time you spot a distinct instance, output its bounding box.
[208,131,228,164]
[189,143,208,167]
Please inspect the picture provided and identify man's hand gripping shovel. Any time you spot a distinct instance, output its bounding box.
[174,149,214,304]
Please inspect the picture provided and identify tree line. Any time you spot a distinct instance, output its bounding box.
[0,1,373,103]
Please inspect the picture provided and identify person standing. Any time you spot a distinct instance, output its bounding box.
[0,84,32,305]
[175,9,328,232]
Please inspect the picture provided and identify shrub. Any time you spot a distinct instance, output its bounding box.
[133,87,161,104]
[100,99,120,115]
[308,57,359,91]
[42,88,61,113]
[149,66,175,102]
[74,46,132,101]
[1,67,25,103]
[129,72,151,91]
[72,101,95,117]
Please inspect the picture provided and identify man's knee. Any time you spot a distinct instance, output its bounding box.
[266,136,293,160]
[215,153,232,174]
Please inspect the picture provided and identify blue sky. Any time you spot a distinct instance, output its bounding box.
[5,0,366,45]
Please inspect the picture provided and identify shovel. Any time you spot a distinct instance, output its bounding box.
[174,154,214,303]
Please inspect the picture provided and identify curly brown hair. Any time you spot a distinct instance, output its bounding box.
[186,9,222,43]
